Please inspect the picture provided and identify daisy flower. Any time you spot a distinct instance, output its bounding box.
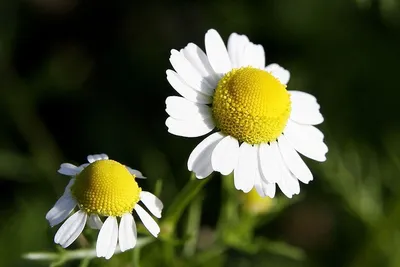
[46,154,163,259]
[165,29,328,198]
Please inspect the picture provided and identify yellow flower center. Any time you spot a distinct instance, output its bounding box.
[212,67,291,144]
[71,160,141,217]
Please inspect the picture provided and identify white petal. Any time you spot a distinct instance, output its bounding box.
[234,143,257,193]
[262,181,276,198]
[140,191,163,218]
[278,135,313,184]
[254,175,276,198]
[265,63,290,85]
[254,45,265,69]
[118,213,137,252]
[259,142,281,183]
[290,103,323,125]
[166,117,215,138]
[254,153,276,198]
[54,210,87,248]
[170,49,214,95]
[181,43,219,86]
[166,70,211,104]
[46,179,76,227]
[289,90,317,103]
[284,121,328,162]
[78,163,89,170]
[87,154,105,163]
[277,158,301,198]
[134,204,160,238]
[211,135,239,175]
[87,214,103,229]
[227,33,250,68]
[46,194,77,227]
[242,43,265,69]
[126,167,146,179]
[96,216,118,259]
[63,178,75,193]
[58,163,81,176]
[205,29,231,74]
[290,109,323,126]
[290,91,323,125]
[290,91,320,109]
[254,175,266,197]
[87,155,95,163]
[274,141,301,198]
[253,158,265,196]
[187,132,225,179]
[285,120,324,141]
[165,96,212,121]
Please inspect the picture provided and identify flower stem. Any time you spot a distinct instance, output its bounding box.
[24,237,153,265]
[183,191,204,257]
[218,174,239,226]
[160,172,208,265]
[162,173,209,233]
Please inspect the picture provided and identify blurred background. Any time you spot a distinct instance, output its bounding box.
[1,0,400,266]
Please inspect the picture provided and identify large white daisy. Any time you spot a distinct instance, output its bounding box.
[46,154,163,259]
[165,29,328,198]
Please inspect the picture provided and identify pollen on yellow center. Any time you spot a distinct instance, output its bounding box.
[212,66,291,144]
[71,159,141,217]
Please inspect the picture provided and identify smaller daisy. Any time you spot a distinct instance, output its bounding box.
[46,154,163,259]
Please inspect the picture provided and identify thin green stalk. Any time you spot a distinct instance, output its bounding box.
[183,192,204,257]
[162,173,210,231]
[218,174,239,229]
[154,179,163,198]
[24,237,153,266]
[133,245,141,267]
[159,173,209,266]
[78,258,90,267]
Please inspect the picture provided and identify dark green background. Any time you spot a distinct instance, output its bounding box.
[1,0,400,266]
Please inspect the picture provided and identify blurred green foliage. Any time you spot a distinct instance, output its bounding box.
[1,0,400,266]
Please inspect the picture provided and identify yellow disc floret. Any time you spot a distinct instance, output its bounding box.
[212,66,291,144]
[71,160,141,217]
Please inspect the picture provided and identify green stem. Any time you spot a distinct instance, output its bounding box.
[133,245,141,267]
[183,192,204,257]
[24,237,153,265]
[162,173,210,231]
[218,174,239,229]
[78,258,90,267]
[154,179,163,198]
[160,173,209,266]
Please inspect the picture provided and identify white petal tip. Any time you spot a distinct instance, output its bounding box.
[195,173,209,179]
[242,188,253,193]
[58,243,68,248]
[219,170,233,176]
